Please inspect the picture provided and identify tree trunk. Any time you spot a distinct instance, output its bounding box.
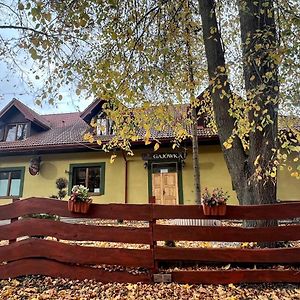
[198,0,279,237]
[198,0,252,205]
[184,6,202,205]
[191,107,201,204]
[238,0,279,208]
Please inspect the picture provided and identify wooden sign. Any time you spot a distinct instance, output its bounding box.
[142,152,186,161]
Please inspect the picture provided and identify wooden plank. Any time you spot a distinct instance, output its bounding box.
[9,198,19,245]
[0,197,152,221]
[153,224,300,242]
[0,258,151,283]
[172,270,300,284]
[155,246,300,263]
[0,239,153,268]
[0,219,152,244]
[152,203,300,220]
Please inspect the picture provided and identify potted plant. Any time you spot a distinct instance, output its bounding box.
[68,185,92,213]
[201,188,229,216]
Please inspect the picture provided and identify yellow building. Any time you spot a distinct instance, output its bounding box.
[0,99,299,205]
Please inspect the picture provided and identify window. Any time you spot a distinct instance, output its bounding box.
[2,123,28,141]
[69,163,105,195]
[96,118,114,136]
[0,168,25,197]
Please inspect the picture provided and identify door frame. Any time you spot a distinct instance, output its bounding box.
[147,160,184,204]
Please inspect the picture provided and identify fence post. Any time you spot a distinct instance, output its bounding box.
[149,196,158,281]
[9,198,20,245]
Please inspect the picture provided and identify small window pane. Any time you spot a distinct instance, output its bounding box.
[5,125,17,141]
[10,179,21,196]
[97,119,107,135]
[88,167,100,193]
[73,168,87,186]
[16,124,27,140]
[0,173,8,196]
[11,170,21,179]
[72,166,102,194]
[0,172,9,180]
[0,170,22,197]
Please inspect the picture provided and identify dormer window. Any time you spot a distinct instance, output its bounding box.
[2,123,28,142]
[96,113,114,136]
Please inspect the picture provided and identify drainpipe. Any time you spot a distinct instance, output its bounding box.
[122,151,128,204]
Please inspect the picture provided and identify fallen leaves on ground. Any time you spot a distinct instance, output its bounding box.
[0,276,300,300]
[2,219,300,299]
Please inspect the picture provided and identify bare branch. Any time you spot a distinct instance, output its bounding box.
[0,25,48,36]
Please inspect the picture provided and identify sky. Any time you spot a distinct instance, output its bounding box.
[0,60,93,115]
[0,0,93,115]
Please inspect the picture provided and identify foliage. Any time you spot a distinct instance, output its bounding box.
[56,177,68,190]
[70,185,92,203]
[201,187,229,207]
[53,177,68,200]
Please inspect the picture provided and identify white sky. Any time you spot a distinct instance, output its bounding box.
[0,59,93,114]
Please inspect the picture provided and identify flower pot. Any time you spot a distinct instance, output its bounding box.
[68,200,90,214]
[202,204,226,216]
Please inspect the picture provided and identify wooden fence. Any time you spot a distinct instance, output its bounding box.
[0,197,300,284]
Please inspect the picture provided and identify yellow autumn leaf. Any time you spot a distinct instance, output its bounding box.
[254,155,260,166]
[223,141,232,149]
[177,128,186,136]
[154,142,160,151]
[219,66,225,72]
[83,133,91,140]
[96,139,102,145]
[110,154,117,163]
[144,129,151,145]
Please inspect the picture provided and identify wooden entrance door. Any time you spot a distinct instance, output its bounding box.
[152,172,178,205]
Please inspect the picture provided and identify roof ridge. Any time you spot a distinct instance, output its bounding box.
[42,111,80,116]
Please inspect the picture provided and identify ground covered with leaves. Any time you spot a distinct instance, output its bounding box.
[0,276,299,300]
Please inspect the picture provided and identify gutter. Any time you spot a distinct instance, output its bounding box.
[0,135,220,156]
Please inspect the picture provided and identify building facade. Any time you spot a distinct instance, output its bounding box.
[0,99,299,205]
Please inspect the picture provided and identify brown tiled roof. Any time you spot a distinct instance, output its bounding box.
[1,99,299,154]
[0,99,215,154]
[0,112,89,152]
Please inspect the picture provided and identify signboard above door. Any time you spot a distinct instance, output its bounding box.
[142,152,187,161]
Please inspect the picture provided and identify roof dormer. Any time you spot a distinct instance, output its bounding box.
[80,99,115,136]
[0,99,51,142]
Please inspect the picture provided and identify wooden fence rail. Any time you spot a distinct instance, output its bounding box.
[0,197,300,284]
